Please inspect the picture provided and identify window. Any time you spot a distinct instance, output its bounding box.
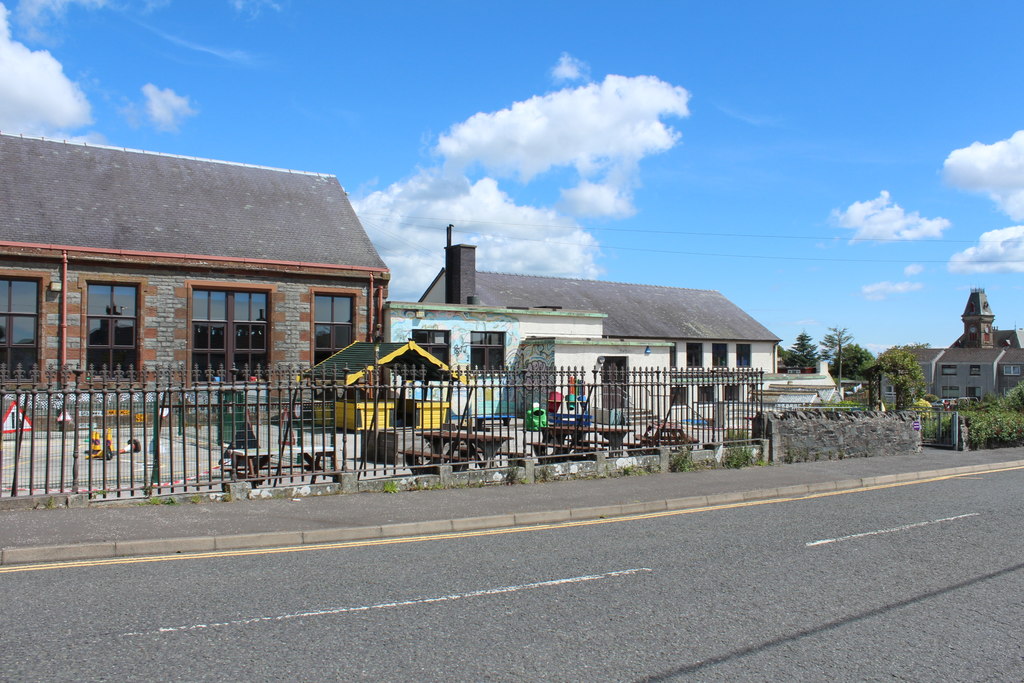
[712,343,728,368]
[941,364,957,376]
[670,386,688,405]
[686,343,702,368]
[966,386,981,398]
[412,329,450,365]
[724,385,740,401]
[87,284,137,370]
[970,365,981,376]
[314,295,353,365]
[736,343,751,368]
[1004,365,1021,376]
[941,385,960,398]
[470,331,505,369]
[697,385,714,403]
[0,279,38,370]
[192,290,267,375]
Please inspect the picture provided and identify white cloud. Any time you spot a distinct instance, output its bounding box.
[831,191,951,242]
[944,130,1024,220]
[551,52,588,82]
[860,281,924,301]
[948,225,1024,273]
[0,2,91,135]
[230,0,281,15]
[355,170,599,300]
[142,83,196,131]
[356,72,690,300]
[904,263,924,276]
[438,75,689,188]
[558,180,634,218]
[14,0,105,39]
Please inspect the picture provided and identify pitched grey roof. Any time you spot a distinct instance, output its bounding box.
[908,348,945,363]
[473,272,779,342]
[935,348,1004,363]
[0,133,385,269]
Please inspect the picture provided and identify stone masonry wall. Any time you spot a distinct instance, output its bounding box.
[0,257,374,369]
[753,410,921,463]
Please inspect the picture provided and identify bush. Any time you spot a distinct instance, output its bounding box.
[963,409,1024,449]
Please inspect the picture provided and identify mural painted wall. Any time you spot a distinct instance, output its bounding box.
[389,308,522,367]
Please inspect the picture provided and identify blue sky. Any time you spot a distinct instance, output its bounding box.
[3,1,1024,354]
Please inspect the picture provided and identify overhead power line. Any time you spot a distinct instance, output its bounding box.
[357,213,1024,266]
[356,210,1013,245]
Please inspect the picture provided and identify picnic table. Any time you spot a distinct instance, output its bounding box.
[222,447,337,485]
[533,424,633,460]
[404,428,511,471]
[639,421,699,447]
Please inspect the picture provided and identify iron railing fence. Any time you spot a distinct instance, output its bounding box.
[0,364,763,500]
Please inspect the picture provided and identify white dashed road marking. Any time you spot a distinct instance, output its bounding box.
[806,513,979,547]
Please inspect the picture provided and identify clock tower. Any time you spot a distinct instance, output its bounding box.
[961,288,995,349]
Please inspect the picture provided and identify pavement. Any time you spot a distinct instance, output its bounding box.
[2,447,1023,566]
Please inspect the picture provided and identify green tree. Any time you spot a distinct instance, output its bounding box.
[873,345,926,409]
[819,326,853,385]
[784,331,819,368]
[838,343,874,380]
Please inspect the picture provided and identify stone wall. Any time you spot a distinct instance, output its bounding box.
[753,410,921,463]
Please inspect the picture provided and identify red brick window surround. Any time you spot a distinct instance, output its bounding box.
[0,278,38,371]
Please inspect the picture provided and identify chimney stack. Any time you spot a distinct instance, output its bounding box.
[444,241,477,304]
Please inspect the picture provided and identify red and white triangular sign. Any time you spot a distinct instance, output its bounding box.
[2,402,32,433]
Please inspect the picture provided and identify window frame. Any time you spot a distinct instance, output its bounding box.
[470,331,505,369]
[192,289,269,376]
[736,343,752,368]
[711,343,728,368]
[685,343,702,368]
[0,278,39,372]
[86,283,138,371]
[314,294,354,365]
[411,329,450,365]
[941,364,957,376]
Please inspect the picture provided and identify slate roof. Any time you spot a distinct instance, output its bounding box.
[0,133,385,269]
[933,348,1005,363]
[907,348,945,363]
[472,272,779,342]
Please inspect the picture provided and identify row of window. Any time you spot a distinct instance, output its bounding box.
[411,329,506,368]
[686,342,752,368]
[940,364,1022,376]
[0,279,354,371]
[410,330,755,371]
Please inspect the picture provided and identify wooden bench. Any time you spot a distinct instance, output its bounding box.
[222,448,276,485]
[301,450,337,483]
[473,415,515,429]
[398,448,474,472]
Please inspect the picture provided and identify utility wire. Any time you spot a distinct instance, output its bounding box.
[359,215,1024,265]
[357,210,1011,245]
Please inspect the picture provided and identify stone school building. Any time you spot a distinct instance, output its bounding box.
[0,133,389,377]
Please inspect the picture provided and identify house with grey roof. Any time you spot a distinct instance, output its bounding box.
[385,240,780,374]
[0,133,388,377]
[887,289,1024,402]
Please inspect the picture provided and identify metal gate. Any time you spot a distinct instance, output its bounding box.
[920,409,959,448]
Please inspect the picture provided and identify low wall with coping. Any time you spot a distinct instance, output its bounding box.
[753,410,921,463]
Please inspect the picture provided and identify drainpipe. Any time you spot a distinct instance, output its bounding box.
[376,282,385,341]
[59,250,68,374]
[367,273,375,342]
